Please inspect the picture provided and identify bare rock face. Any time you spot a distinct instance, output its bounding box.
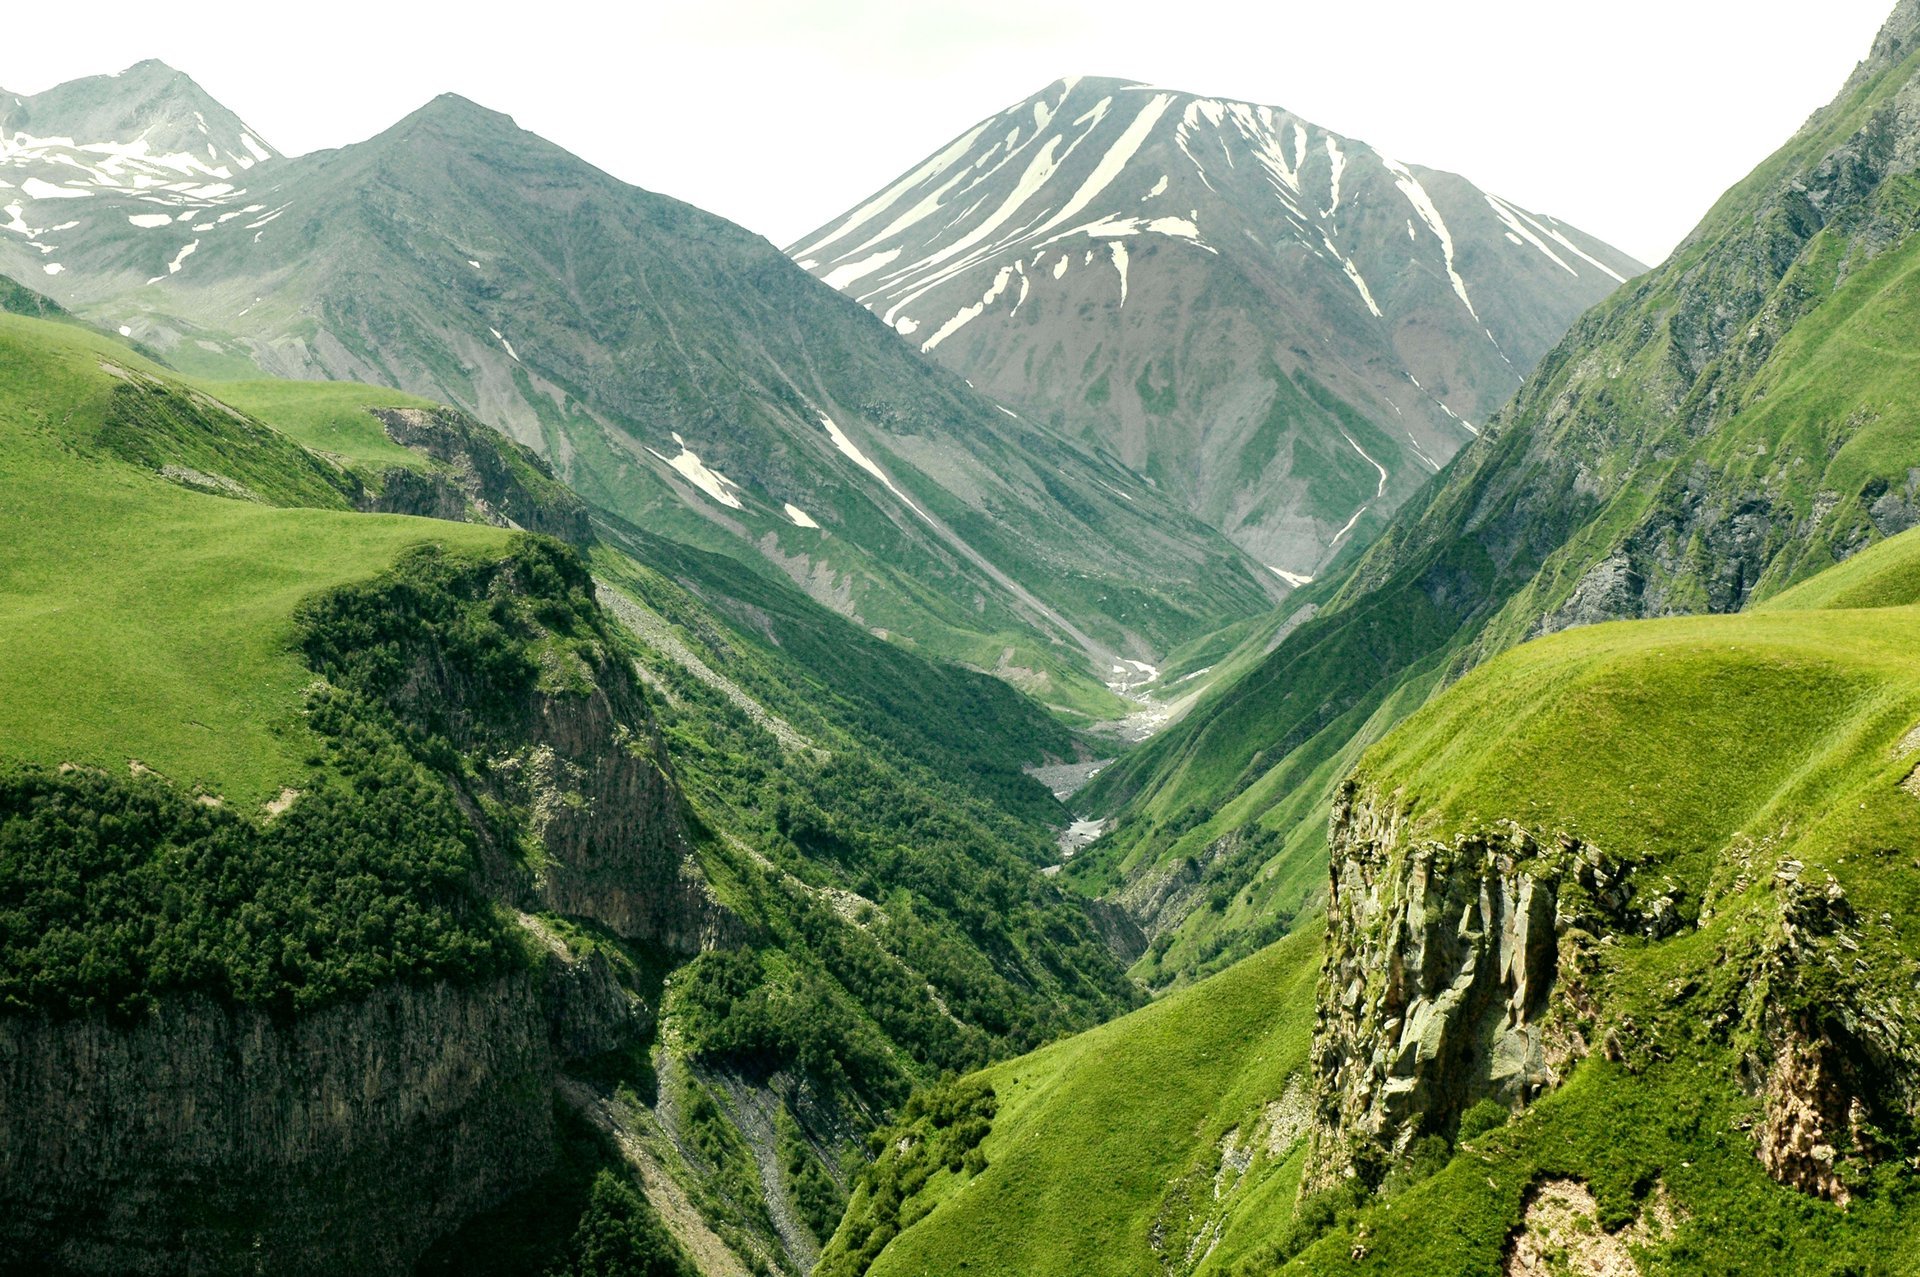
[0,976,553,1276]
[1743,875,1919,1204]
[1304,779,1919,1203]
[1303,781,1667,1188]
[364,405,595,546]
[1305,785,1572,1186]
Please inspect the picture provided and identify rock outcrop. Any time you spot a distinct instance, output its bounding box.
[1305,779,1920,1202]
[362,405,595,546]
[1306,785,1572,1186]
[1743,874,1920,1204]
[0,975,554,1277]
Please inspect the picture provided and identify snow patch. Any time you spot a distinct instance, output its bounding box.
[1109,239,1129,306]
[488,327,521,362]
[1323,136,1346,217]
[1144,174,1168,200]
[822,246,902,290]
[818,414,930,522]
[783,502,820,529]
[1385,157,1477,319]
[21,177,89,200]
[1268,566,1315,588]
[42,262,63,275]
[791,117,994,259]
[645,441,745,510]
[921,264,1015,353]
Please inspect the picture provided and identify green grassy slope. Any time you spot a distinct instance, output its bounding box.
[0,300,1147,1275]
[0,312,506,806]
[1270,531,1920,1274]
[841,527,1920,1276]
[1070,3,1920,989]
[209,378,440,470]
[818,922,1324,1277]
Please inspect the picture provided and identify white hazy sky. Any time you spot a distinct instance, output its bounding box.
[1,1,1899,265]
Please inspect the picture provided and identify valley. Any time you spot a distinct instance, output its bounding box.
[4,2,1920,1274]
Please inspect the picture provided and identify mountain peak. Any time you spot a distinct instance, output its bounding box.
[381,92,523,143]
[0,60,276,166]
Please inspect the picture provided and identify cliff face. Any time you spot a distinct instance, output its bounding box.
[1305,785,1592,1187]
[362,405,595,547]
[0,975,553,1276]
[1305,780,1920,1204]
[302,539,737,957]
[0,539,730,1273]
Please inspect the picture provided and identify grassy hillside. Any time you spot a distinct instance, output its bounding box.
[0,311,507,806]
[1271,529,1920,1274]
[818,922,1324,1277]
[842,527,1920,1275]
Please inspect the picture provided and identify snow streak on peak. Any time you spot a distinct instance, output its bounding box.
[1382,156,1477,321]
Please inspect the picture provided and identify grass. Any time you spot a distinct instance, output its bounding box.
[824,921,1324,1277]
[0,312,506,806]
[854,526,1920,1274]
[206,378,440,471]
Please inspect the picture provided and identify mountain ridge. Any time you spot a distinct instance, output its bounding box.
[1,70,1284,718]
[792,74,1643,578]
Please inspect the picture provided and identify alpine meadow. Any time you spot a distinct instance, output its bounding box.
[3,3,1920,1275]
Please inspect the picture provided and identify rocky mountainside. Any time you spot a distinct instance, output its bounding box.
[792,76,1643,578]
[1072,0,1920,990]
[1,68,1283,719]
[0,59,278,207]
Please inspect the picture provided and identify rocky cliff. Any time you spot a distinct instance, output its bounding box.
[1304,777,1920,1206]
[363,405,595,547]
[0,537,729,1273]
[0,976,553,1276]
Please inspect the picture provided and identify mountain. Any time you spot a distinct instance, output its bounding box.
[0,295,1146,1275]
[2,69,1283,718]
[1070,0,1920,990]
[0,58,278,184]
[791,76,1644,578]
[816,525,1920,1276]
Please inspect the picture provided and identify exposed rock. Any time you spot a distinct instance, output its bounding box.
[1743,876,1919,1203]
[363,404,594,546]
[0,976,553,1276]
[1304,783,1648,1188]
[1085,896,1149,964]
[1504,1177,1674,1277]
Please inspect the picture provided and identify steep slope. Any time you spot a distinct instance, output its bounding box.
[1072,0,1920,988]
[792,76,1642,577]
[3,69,1284,718]
[828,527,1920,1277]
[817,924,1323,1277]
[0,297,1148,1276]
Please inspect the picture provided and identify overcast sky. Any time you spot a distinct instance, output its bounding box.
[1,1,1899,265]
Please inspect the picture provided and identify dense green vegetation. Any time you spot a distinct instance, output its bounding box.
[586,532,1141,1111]
[548,1171,699,1277]
[0,713,511,1017]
